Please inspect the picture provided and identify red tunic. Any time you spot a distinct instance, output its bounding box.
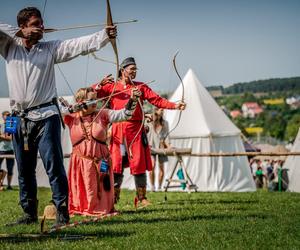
[93,81,176,175]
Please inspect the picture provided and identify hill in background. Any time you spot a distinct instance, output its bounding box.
[207,77,300,96]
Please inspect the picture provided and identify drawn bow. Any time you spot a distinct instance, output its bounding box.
[106,0,119,74]
[163,52,185,141]
[97,0,119,112]
[91,0,120,125]
[40,0,120,107]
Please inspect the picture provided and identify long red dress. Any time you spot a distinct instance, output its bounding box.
[65,109,121,216]
[93,81,176,175]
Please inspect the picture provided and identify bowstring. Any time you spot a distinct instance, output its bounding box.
[42,0,48,17]
[89,0,120,124]
[42,0,76,98]
[84,54,90,87]
[126,74,145,158]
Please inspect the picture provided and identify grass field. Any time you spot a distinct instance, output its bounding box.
[0,187,300,249]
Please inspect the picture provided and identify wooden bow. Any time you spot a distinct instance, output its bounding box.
[92,0,119,123]
[106,0,119,74]
[100,0,119,107]
[163,52,185,141]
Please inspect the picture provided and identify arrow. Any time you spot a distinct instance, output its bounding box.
[43,19,137,33]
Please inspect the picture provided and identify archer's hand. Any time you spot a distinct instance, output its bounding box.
[175,101,186,110]
[101,74,114,85]
[144,125,150,133]
[95,74,114,90]
[17,27,44,40]
[58,97,71,108]
[145,114,153,123]
[71,102,88,113]
[106,25,117,39]
[130,87,142,101]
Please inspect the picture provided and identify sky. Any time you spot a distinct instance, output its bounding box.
[0,0,300,97]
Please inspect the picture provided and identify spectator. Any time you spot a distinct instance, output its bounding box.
[0,111,14,190]
[147,107,171,191]
[266,161,274,182]
[255,166,265,188]
[250,159,258,180]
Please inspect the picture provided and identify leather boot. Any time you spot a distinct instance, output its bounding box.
[52,202,70,229]
[114,187,121,204]
[6,199,38,226]
[0,170,7,190]
[135,187,151,208]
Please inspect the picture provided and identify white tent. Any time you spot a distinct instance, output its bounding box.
[0,97,73,187]
[163,69,255,192]
[283,128,300,192]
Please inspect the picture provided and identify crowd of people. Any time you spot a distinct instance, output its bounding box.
[249,158,287,191]
[0,7,185,228]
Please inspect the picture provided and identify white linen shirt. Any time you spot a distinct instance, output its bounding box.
[0,23,109,121]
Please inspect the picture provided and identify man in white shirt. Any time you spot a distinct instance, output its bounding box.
[0,6,116,227]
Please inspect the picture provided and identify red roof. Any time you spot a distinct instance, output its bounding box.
[243,102,260,109]
[230,110,242,118]
[252,107,263,114]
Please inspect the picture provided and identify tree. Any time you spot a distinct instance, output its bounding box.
[285,114,300,141]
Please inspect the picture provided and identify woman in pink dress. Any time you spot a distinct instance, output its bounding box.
[64,87,139,216]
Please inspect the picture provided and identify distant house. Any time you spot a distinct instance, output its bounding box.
[230,110,242,118]
[286,96,300,109]
[242,102,263,118]
[206,86,223,98]
[209,89,223,98]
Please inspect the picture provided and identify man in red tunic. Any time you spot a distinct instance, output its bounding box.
[93,57,185,207]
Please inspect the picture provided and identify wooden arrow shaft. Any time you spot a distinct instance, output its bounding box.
[44,19,137,33]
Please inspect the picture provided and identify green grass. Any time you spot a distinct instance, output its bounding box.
[0,187,300,249]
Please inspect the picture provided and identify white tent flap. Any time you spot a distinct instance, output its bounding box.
[283,128,300,192]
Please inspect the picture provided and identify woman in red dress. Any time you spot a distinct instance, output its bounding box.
[65,87,140,216]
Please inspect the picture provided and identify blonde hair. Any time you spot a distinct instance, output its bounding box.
[2,111,10,116]
[75,87,95,103]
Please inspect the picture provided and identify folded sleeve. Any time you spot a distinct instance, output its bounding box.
[108,108,133,123]
[0,23,19,58]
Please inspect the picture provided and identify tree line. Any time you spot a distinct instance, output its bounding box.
[207,77,300,95]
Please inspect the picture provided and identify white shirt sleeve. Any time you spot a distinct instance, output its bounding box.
[54,29,110,64]
[0,23,19,58]
[108,109,133,123]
